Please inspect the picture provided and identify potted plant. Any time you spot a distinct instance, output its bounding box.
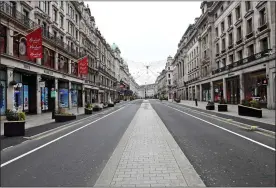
[54,108,76,122]
[85,103,93,114]
[238,99,262,118]
[218,98,227,112]
[4,109,26,137]
[206,101,215,110]
[108,102,115,107]
[93,104,103,111]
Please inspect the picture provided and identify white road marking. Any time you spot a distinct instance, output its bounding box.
[0,106,125,168]
[165,105,276,152]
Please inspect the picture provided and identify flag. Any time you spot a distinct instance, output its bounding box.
[26,27,43,59]
[78,56,88,75]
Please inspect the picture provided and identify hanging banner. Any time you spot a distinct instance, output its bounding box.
[78,56,88,75]
[26,27,43,59]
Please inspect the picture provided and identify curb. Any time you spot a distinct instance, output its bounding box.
[166,101,275,137]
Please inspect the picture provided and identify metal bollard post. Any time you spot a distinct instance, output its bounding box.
[195,98,198,106]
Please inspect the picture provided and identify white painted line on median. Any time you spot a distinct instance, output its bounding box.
[0,106,126,168]
[166,105,276,152]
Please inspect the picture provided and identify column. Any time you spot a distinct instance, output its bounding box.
[223,78,227,101]
[6,67,14,110]
[7,27,13,56]
[36,74,42,114]
[199,84,202,101]
[210,81,214,102]
[239,73,244,103]
[68,81,72,109]
[54,52,59,70]
[54,78,58,109]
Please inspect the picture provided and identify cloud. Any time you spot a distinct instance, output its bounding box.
[87,1,202,85]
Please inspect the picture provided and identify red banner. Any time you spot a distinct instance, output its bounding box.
[78,56,88,75]
[26,27,43,59]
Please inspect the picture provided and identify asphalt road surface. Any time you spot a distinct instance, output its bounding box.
[1,99,275,187]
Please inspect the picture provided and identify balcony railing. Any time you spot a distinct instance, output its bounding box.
[0,2,37,29]
[228,44,233,50]
[246,32,254,39]
[236,38,243,45]
[258,23,268,32]
[212,49,272,75]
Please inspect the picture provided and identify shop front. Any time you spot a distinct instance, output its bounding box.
[213,80,223,102]
[243,69,267,108]
[12,71,37,114]
[71,83,82,107]
[226,76,240,104]
[40,75,55,112]
[201,83,211,101]
[0,69,6,116]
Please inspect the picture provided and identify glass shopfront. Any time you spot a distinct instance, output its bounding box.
[0,70,6,115]
[213,80,223,102]
[40,76,55,112]
[244,70,267,107]
[71,83,82,107]
[202,83,211,101]
[59,81,69,108]
[226,76,240,104]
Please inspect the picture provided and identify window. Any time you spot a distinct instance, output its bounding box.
[260,37,268,51]
[229,33,233,45]
[229,54,234,63]
[248,44,254,56]
[259,8,267,26]
[60,14,64,28]
[53,8,57,22]
[216,61,220,69]
[215,13,218,19]
[168,67,170,70]
[38,19,41,26]
[245,1,251,11]
[247,18,253,34]
[75,14,78,24]
[236,6,241,20]
[60,35,63,42]
[228,13,232,26]
[222,38,226,50]
[237,26,242,40]
[237,50,243,60]
[23,9,29,25]
[61,1,64,10]
[216,43,220,53]
[221,21,225,33]
[168,74,170,78]
[215,27,218,37]
[39,1,46,12]
[221,58,226,67]
[76,30,78,40]
[53,31,57,38]
[0,24,7,54]
[204,50,207,58]
[221,5,224,12]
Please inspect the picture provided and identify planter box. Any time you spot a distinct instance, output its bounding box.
[206,105,215,110]
[174,99,180,103]
[93,107,102,111]
[4,121,25,137]
[55,115,76,122]
[85,108,93,114]
[108,103,115,107]
[218,104,228,112]
[238,105,262,118]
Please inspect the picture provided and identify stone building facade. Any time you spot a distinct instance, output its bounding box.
[172,1,275,109]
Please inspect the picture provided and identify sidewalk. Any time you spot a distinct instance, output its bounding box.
[176,100,275,126]
[0,107,84,135]
[95,100,205,187]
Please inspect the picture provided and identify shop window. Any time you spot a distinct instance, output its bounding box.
[259,8,266,26]
[247,18,253,34]
[0,24,7,54]
[0,70,7,115]
[260,37,268,51]
[41,47,54,69]
[248,44,254,56]
[236,5,241,20]
[13,32,35,62]
[58,54,68,73]
[228,13,232,26]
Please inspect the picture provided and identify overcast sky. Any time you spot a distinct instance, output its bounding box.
[87,1,202,85]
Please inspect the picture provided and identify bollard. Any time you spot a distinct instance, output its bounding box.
[195,99,198,106]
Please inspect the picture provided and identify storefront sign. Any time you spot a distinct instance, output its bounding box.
[39,81,45,88]
[23,64,31,70]
[44,70,54,75]
[26,27,43,59]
